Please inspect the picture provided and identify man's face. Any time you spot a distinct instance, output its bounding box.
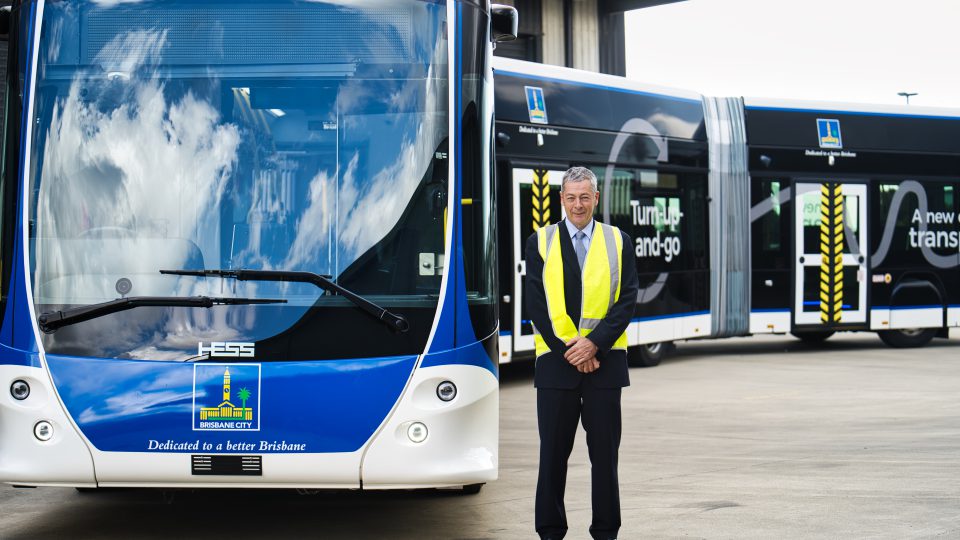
[561,179,599,230]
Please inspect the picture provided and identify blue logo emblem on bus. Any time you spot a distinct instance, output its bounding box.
[525,86,548,124]
[193,364,261,431]
[817,118,842,149]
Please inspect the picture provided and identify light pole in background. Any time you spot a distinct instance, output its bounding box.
[897,92,917,105]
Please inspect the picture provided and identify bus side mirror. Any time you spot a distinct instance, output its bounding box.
[490,4,518,42]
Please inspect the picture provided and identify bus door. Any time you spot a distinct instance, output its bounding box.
[794,182,868,326]
[511,167,565,355]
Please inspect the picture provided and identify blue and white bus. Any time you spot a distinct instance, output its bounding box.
[0,0,514,492]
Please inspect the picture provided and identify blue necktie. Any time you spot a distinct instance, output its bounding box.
[574,231,587,269]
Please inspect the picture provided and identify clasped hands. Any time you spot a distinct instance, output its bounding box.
[564,336,599,374]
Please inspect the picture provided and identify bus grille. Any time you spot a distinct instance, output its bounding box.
[191,455,262,476]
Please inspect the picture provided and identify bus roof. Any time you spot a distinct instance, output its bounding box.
[492,57,703,104]
[743,96,960,121]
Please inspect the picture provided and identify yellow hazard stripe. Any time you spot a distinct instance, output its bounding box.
[532,172,551,231]
[819,177,832,332]
[832,184,845,323]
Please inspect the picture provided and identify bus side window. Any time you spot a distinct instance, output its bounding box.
[751,178,789,270]
[762,180,781,251]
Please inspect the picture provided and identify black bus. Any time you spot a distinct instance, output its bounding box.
[494,58,960,365]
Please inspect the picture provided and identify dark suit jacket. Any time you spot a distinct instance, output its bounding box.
[524,219,639,389]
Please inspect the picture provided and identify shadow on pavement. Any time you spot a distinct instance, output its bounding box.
[664,332,960,365]
[4,487,498,540]
[498,333,960,376]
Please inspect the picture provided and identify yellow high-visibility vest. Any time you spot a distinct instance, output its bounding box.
[533,222,628,357]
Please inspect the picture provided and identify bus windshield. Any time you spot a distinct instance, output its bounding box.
[27,0,449,360]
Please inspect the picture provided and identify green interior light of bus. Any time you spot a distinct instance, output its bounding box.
[668,198,681,233]
[771,181,781,216]
[654,197,666,232]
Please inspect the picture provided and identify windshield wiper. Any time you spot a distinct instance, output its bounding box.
[38,296,287,334]
[160,269,410,333]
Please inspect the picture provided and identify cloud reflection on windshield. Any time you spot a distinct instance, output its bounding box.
[32,7,448,359]
[34,30,242,357]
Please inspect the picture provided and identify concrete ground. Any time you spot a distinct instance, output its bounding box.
[2,333,959,539]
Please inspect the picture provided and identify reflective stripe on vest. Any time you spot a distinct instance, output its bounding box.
[533,222,628,357]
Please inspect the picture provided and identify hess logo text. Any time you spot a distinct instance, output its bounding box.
[198,342,255,358]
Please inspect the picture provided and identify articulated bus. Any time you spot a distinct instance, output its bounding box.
[493,58,960,365]
[0,0,515,492]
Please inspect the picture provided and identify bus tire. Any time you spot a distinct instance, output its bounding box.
[877,328,938,348]
[628,342,668,368]
[790,330,835,343]
[461,483,484,495]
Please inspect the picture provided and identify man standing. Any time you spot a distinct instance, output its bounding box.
[525,166,639,540]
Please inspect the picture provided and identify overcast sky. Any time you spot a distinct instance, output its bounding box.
[625,0,960,108]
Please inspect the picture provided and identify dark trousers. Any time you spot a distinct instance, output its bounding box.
[535,381,622,540]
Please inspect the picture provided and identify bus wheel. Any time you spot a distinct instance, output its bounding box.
[790,330,835,343]
[877,328,937,348]
[461,483,484,495]
[628,342,669,368]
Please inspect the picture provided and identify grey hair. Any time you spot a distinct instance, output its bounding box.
[561,166,598,193]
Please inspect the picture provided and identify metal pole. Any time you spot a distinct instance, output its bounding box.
[563,0,573,67]
[897,92,917,105]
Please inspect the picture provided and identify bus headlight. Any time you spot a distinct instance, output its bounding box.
[34,421,54,442]
[407,422,428,443]
[10,380,30,400]
[436,381,457,402]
